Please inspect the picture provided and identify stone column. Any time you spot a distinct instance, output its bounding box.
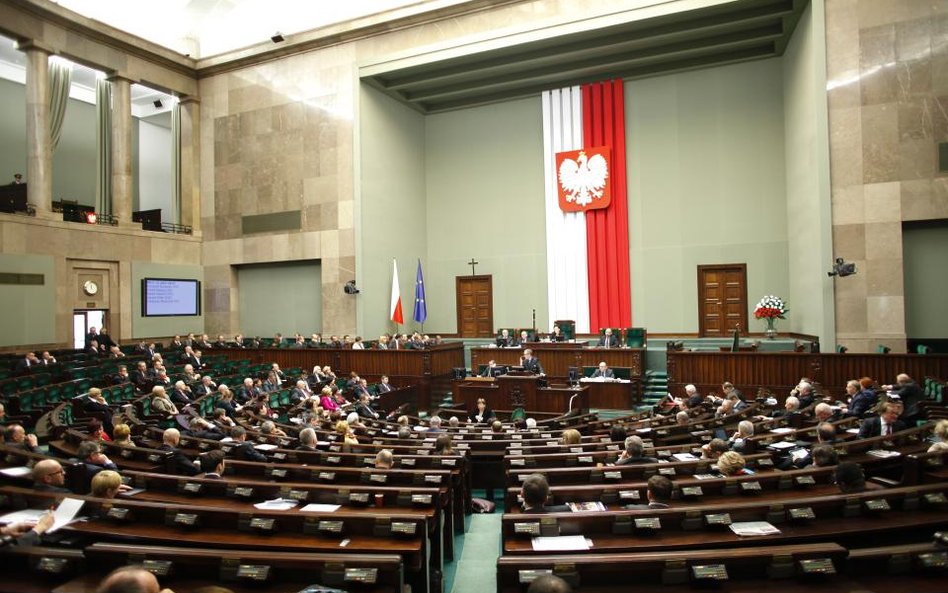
[23,44,52,214]
[178,96,201,232]
[108,75,134,226]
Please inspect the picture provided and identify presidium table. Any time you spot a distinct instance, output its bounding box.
[457,342,646,412]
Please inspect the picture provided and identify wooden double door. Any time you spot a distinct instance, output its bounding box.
[456,275,493,337]
[697,264,748,337]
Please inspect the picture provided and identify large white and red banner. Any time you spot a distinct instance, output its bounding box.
[542,80,631,332]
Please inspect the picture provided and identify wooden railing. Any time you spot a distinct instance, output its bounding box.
[666,351,948,399]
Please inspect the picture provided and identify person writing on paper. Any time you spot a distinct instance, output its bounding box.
[468,398,496,424]
[520,473,569,513]
[591,362,614,379]
[625,475,673,510]
[0,510,53,547]
[520,349,544,375]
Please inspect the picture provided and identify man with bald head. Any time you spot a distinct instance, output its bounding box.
[33,459,70,493]
[96,565,173,593]
[157,428,199,476]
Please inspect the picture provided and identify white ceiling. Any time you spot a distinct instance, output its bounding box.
[51,0,428,58]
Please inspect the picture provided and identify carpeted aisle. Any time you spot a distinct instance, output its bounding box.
[447,512,502,593]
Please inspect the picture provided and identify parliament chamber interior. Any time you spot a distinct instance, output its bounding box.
[1,0,948,592]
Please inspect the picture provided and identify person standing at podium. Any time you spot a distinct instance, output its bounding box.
[520,349,544,375]
[591,361,614,378]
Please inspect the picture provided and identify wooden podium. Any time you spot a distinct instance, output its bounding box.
[453,373,588,414]
[496,373,538,410]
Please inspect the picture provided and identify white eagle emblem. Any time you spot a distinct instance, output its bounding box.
[558,151,609,207]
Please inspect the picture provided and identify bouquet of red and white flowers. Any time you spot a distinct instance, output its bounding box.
[753,295,788,320]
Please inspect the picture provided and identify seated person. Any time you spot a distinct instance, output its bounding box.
[559,429,581,445]
[435,434,455,455]
[4,424,38,463]
[813,402,839,423]
[375,449,394,469]
[675,411,690,425]
[297,427,319,451]
[847,377,879,417]
[614,435,658,465]
[929,419,948,453]
[496,329,513,347]
[728,420,754,453]
[625,474,673,510]
[90,470,124,499]
[150,386,178,416]
[591,361,614,378]
[598,328,618,348]
[548,325,565,342]
[527,575,572,593]
[520,473,569,513]
[198,449,226,479]
[158,428,199,476]
[76,440,118,481]
[858,401,906,438]
[468,398,496,424]
[229,426,267,462]
[481,359,501,377]
[701,437,729,461]
[0,511,54,547]
[834,461,877,493]
[32,459,70,493]
[715,451,747,476]
[112,423,135,447]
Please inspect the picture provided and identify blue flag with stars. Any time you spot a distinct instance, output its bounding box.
[413,259,427,324]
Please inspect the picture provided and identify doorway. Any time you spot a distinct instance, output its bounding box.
[697,264,747,337]
[73,310,108,349]
[456,275,493,337]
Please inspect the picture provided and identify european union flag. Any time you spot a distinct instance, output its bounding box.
[413,259,427,324]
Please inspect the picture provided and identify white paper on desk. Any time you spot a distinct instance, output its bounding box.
[672,453,698,461]
[254,443,278,451]
[768,441,797,450]
[770,427,795,434]
[867,449,901,458]
[729,521,781,536]
[531,536,591,551]
[301,503,341,513]
[119,488,146,497]
[49,498,85,533]
[254,498,298,511]
[0,509,47,525]
[846,428,860,434]
[0,466,33,478]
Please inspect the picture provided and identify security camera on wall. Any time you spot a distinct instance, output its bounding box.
[827,257,856,278]
[344,280,360,294]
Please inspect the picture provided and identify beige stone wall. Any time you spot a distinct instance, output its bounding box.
[825,0,948,353]
[0,214,201,348]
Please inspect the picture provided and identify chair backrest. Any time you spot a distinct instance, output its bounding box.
[836,345,848,353]
[917,344,932,354]
[623,327,647,348]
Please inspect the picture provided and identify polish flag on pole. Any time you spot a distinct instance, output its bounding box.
[390,259,404,324]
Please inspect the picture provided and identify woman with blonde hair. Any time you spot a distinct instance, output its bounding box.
[929,420,948,453]
[716,451,747,476]
[112,423,134,447]
[560,429,581,446]
[335,420,359,450]
[91,470,123,498]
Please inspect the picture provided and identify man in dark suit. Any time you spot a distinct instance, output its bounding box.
[496,329,512,347]
[198,450,225,479]
[354,393,379,419]
[39,351,57,366]
[858,402,906,438]
[4,424,38,464]
[158,428,199,476]
[130,361,150,392]
[614,436,658,465]
[882,373,924,422]
[591,361,615,378]
[598,328,618,348]
[31,459,71,493]
[228,427,267,462]
[75,441,118,481]
[96,328,116,352]
[86,340,101,357]
[520,349,544,375]
[297,428,319,451]
[170,381,193,407]
[84,327,99,349]
[625,475,673,510]
[14,352,38,373]
[377,375,394,393]
[194,375,218,397]
[520,473,569,513]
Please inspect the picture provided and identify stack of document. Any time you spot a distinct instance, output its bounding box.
[567,502,606,512]
[729,521,781,536]
[531,536,592,551]
[672,453,698,461]
[253,498,299,511]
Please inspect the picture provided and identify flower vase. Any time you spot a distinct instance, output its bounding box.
[764,317,777,340]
